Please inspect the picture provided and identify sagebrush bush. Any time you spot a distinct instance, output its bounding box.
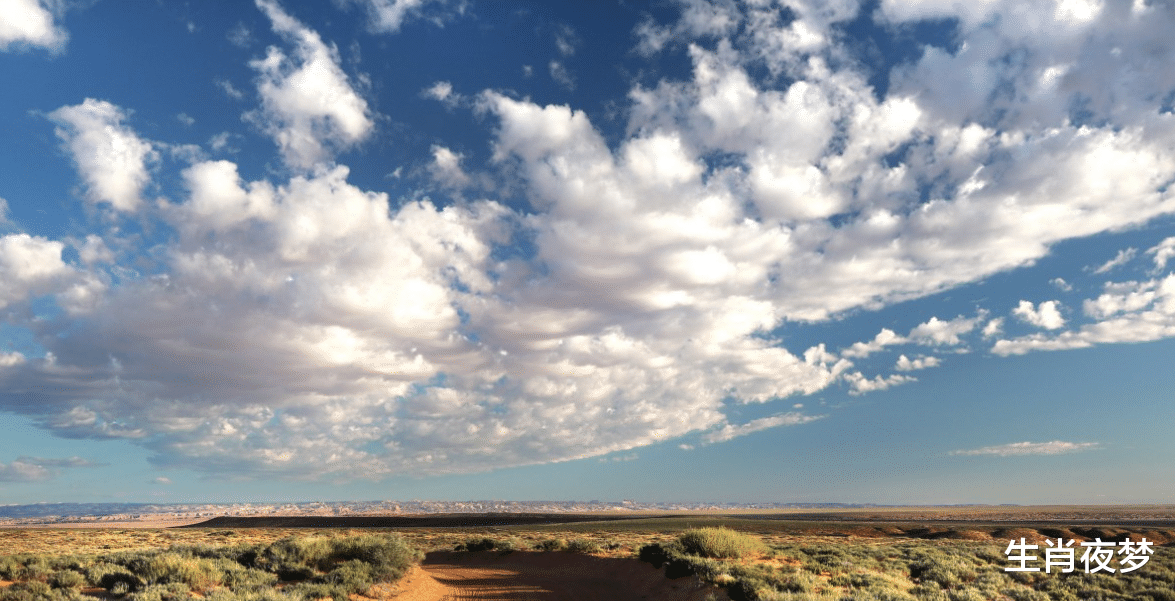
[47,569,86,589]
[535,538,566,552]
[677,527,764,559]
[565,539,601,554]
[128,552,221,591]
[457,537,496,552]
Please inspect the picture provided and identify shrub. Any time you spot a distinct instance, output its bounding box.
[677,527,764,559]
[48,570,86,589]
[284,582,351,601]
[99,570,144,593]
[457,537,496,552]
[535,538,566,552]
[128,552,221,591]
[125,583,193,601]
[323,559,374,592]
[330,533,421,581]
[565,539,601,554]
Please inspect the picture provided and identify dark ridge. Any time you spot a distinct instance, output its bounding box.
[178,512,672,529]
[740,512,1175,529]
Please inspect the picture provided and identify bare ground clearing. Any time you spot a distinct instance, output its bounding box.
[387,551,728,601]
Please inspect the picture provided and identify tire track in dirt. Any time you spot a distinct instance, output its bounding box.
[397,551,728,601]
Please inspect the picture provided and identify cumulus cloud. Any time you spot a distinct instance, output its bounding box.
[7,0,1175,481]
[982,317,1004,338]
[1012,300,1066,330]
[0,0,67,53]
[0,456,98,482]
[951,441,1102,456]
[49,99,156,212]
[909,316,979,346]
[894,354,939,371]
[995,274,1175,355]
[249,0,374,169]
[842,328,906,358]
[703,412,824,444]
[844,371,915,395]
[0,233,74,310]
[429,145,470,188]
[422,80,463,108]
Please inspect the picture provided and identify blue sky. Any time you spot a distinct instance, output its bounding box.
[1,0,1174,506]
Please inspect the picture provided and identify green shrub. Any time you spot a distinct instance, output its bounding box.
[48,570,86,589]
[128,552,221,591]
[324,559,374,592]
[125,582,193,601]
[677,527,764,559]
[330,533,420,581]
[283,582,350,601]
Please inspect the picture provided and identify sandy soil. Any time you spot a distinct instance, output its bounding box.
[384,551,729,601]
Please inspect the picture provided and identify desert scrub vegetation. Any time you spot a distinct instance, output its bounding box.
[0,532,421,601]
[639,536,1175,601]
[677,527,766,559]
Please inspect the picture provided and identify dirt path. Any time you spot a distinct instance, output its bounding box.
[385,551,728,601]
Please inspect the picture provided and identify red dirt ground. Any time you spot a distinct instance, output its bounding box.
[380,551,729,601]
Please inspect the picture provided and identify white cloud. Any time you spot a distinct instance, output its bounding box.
[1051,277,1072,291]
[1012,300,1066,330]
[429,145,470,188]
[0,233,73,309]
[217,79,246,100]
[1148,237,1175,272]
[423,80,461,108]
[554,23,578,56]
[548,60,575,91]
[634,0,741,56]
[76,234,114,265]
[0,0,67,53]
[349,0,445,33]
[894,354,940,371]
[703,412,824,444]
[250,0,374,169]
[844,371,915,395]
[0,456,97,482]
[1093,247,1136,274]
[842,328,906,358]
[49,99,156,212]
[951,441,1102,456]
[909,315,979,346]
[9,0,1175,481]
[995,274,1175,355]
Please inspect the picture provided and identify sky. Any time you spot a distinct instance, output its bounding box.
[1,0,1174,506]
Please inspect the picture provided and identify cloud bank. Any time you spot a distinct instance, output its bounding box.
[951,441,1102,457]
[2,0,1175,481]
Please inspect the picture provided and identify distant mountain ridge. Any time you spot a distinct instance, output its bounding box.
[0,500,887,521]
